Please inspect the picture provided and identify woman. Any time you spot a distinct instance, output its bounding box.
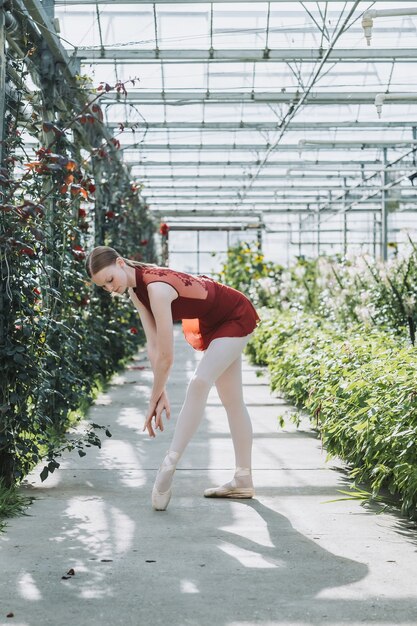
[86,245,260,511]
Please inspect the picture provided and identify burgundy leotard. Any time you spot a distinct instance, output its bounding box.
[133,265,260,351]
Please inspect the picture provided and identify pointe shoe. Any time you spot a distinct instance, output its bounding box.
[152,450,180,511]
[204,467,255,499]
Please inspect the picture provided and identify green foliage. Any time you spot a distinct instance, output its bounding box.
[0,479,33,533]
[221,241,417,342]
[0,66,155,487]
[247,309,417,519]
[274,249,417,342]
[217,241,283,307]
[222,232,417,520]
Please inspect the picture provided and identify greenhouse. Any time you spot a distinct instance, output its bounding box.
[1,0,417,624]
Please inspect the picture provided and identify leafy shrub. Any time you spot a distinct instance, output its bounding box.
[222,240,417,342]
[0,74,155,487]
[248,310,417,518]
[217,241,283,308]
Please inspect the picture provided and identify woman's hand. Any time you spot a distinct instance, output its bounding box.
[143,390,171,437]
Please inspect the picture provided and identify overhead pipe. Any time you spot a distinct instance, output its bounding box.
[4,11,19,35]
[298,139,417,151]
[362,8,417,46]
[375,93,417,118]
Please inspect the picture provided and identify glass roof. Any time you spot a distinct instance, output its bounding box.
[52,1,417,266]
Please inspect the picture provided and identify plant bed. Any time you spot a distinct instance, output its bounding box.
[247,309,417,519]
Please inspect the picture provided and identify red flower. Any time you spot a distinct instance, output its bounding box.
[91,103,104,121]
[88,183,96,194]
[97,82,112,93]
[159,222,169,236]
[78,208,87,218]
[33,288,41,295]
[71,185,88,199]
[36,147,52,159]
[105,210,115,219]
[18,246,35,257]
[72,245,86,261]
[140,239,148,246]
[129,327,138,334]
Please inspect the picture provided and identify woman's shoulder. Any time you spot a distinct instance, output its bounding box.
[141,266,210,300]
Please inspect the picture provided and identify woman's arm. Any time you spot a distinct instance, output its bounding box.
[128,284,176,436]
[128,288,158,364]
[146,282,176,406]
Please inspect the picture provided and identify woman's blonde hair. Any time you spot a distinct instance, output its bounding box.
[85,245,152,278]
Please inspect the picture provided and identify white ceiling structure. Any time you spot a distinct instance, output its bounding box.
[54,1,417,269]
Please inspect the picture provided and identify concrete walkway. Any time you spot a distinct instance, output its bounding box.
[1,327,417,626]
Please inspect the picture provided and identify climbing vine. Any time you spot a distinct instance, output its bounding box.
[0,50,156,486]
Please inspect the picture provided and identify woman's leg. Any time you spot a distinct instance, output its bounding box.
[154,335,251,495]
[212,355,254,490]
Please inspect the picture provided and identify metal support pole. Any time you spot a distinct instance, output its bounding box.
[298,213,302,257]
[196,229,200,274]
[343,176,347,256]
[287,221,291,266]
[43,0,55,18]
[316,206,321,256]
[373,212,377,257]
[0,3,6,166]
[257,219,263,251]
[381,147,388,260]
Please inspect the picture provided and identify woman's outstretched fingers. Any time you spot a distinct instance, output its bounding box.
[144,419,155,438]
[153,393,170,431]
[165,394,171,420]
[143,407,156,437]
[154,404,164,431]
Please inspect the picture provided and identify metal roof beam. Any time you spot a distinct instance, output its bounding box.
[108,121,417,130]
[142,184,385,191]
[145,192,415,200]
[146,199,398,206]
[166,224,259,231]
[58,0,414,4]
[19,0,80,81]
[56,7,409,16]
[99,90,417,105]
[131,160,412,169]
[121,141,417,151]
[135,173,402,180]
[150,207,392,215]
[75,48,417,63]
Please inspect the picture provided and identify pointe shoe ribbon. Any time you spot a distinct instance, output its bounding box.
[204,467,255,499]
[152,450,180,511]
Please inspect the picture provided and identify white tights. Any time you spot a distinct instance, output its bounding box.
[155,335,254,493]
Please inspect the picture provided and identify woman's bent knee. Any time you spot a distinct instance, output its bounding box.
[188,374,211,396]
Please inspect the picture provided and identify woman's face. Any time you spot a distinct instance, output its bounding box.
[92,259,129,295]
